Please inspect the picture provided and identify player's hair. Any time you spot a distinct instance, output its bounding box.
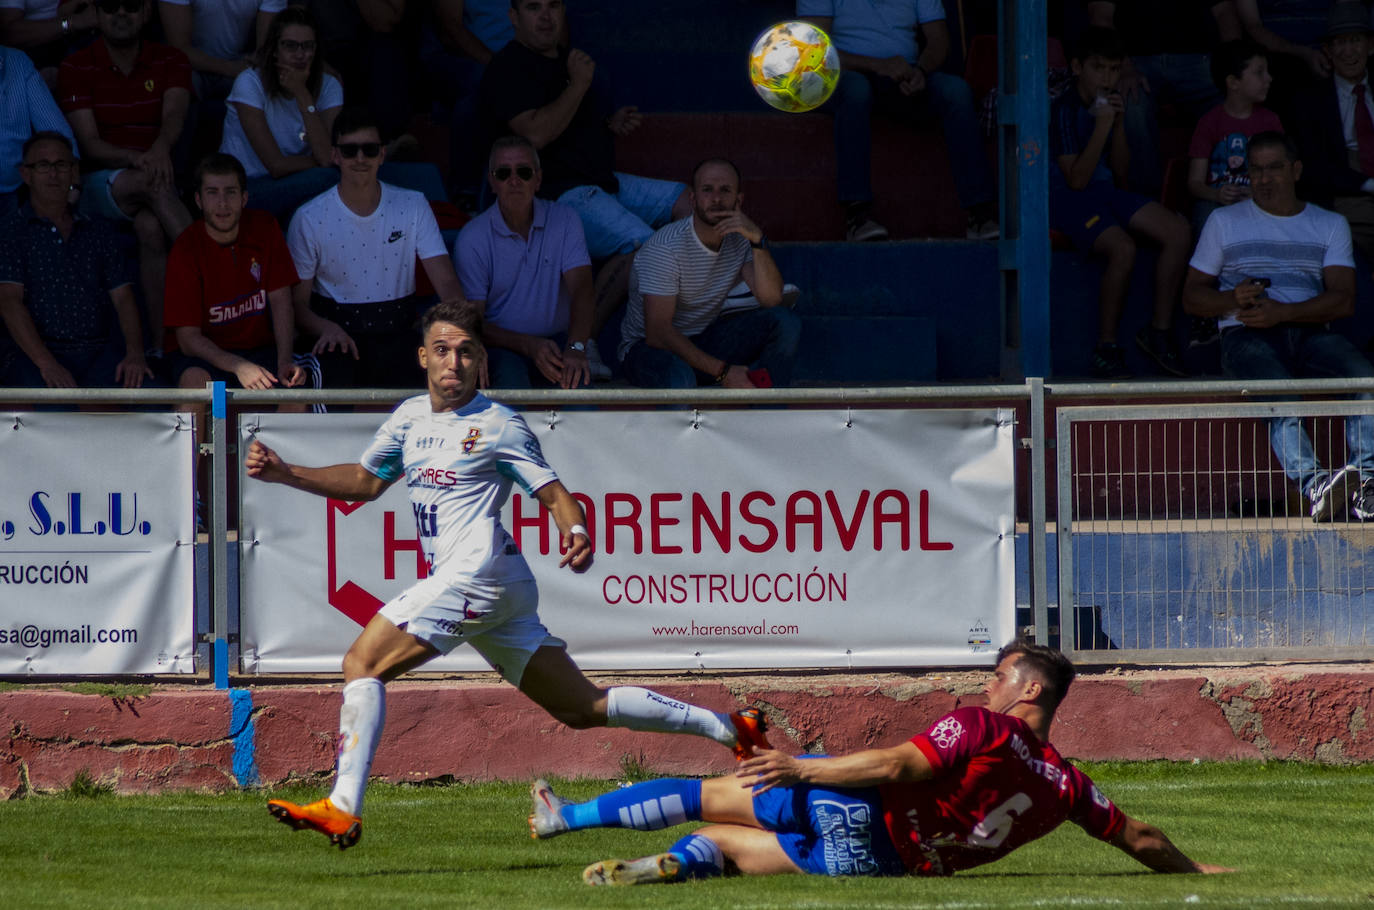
[1247,130,1299,164]
[690,157,743,190]
[997,639,1076,710]
[420,300,485,341]
[488,134,541,171]
[1069,26,1126,64]
[1210,40,1267,93]
[331,106,383,146]
[21,130,74,161]
[257,5,324,100]
[193,152,247,192]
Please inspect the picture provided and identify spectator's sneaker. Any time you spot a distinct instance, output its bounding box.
[528,778,570,839]
[1351,476,1374,521]
[966,214,1000,240]
[1134,326,1187,377]
[1187,315,1220,348]
[845,217,889,242]
[584,339,612,381]
[583,853,683,886]
[1309,465,1359,522]
[1090,343,1130,380]
[729,706,773,761]
[267,797,362,849]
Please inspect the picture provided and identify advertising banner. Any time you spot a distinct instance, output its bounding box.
[240,407,1015,672]
[0,412,196,674]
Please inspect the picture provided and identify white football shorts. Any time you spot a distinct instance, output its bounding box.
[377,576,565,684]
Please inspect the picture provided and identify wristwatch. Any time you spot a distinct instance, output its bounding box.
[568,341,586,353]
[305,104,317,114]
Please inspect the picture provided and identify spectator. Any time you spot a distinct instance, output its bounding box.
[478,0,690,337]
[218,5,342,221]
[421,0,520,201]
[453,135,596,389]
[163,152,306,393]
[286,106,465,389]
[618,158,800,389]
[1051,27,1192,378]
[1187,40,1282,233]
[159,0,283,105]
[1086,0,1242,195]
[0,1,97,89]
[0,130,151,388]
[0,43,77,218]
[1292,2,1374,264]
[1235,0,1336,119]
[57,0,194,351]
[1183,130,1374,521]
[798,0,998,241]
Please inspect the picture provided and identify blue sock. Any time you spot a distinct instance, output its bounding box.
[667,832,724,880]
[563,778,702,831]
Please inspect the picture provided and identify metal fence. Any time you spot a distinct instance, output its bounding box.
[5,378,1374,683]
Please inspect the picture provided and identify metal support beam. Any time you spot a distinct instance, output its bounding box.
[209,381,230,689]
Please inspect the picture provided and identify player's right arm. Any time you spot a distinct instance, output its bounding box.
[1109,815,1232,873]
[737,741,933,794]
[244,439,391,500]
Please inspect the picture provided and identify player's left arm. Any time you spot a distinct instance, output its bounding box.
[1109,815,1233,873]
[534,480,592,572]
[737,741,933,793]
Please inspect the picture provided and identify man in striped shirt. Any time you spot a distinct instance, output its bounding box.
[1184,130,1374,522]
[617,158,800,388]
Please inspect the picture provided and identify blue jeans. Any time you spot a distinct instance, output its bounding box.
[557,173,686,258]
[1122,53,1220,195]
[829,69,993,210]
[621,307,802,389]
[486,331,590,389]
[1221,324,1374,495]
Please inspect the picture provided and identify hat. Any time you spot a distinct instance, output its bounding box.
[1324,2,1374,40]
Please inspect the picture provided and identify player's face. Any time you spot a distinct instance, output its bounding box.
[982,655,1037,714]
[691,163,742,226]
[196,172,245,239]
[488,146,542,211]
[419,321,483,409]
[510,0,564,54]
[1325,32,1372,82]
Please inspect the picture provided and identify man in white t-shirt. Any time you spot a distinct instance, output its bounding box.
[1185,130,1374,522]
[618,159,800,389]
[159,0,284,102]
[245,300,773,850]
[287,107,465,388]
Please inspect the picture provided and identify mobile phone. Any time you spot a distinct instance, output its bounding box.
[1248,277,1272,289]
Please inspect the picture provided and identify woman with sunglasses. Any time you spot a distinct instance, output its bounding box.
[218,5,341,221]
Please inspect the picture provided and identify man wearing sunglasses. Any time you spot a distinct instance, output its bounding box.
[286,106,466,388]
[57,0,194,353]
[453,136,596,389]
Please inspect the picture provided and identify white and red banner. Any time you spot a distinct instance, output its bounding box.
[0,412,196,674]
[238,407,1015,672]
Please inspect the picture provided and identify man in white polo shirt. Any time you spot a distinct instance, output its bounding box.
[287,106,466,388]
[618,158,800,388]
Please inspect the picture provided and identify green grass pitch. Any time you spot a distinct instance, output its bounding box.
[1,762,1371,909]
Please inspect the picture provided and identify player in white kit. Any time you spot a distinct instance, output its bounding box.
[245,300,770,849]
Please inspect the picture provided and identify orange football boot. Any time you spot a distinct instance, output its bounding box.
[728,706,773,760]
[267,797,362,850]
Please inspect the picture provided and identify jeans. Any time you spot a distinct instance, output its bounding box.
[829,69,993,210]
[621,307,802,389]
[485,331,590,389]
[1221,324,1374,495]
[556,173,686,259]
[1122,53,1220,196]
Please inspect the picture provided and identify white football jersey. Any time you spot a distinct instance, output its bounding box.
[360,392,559,591]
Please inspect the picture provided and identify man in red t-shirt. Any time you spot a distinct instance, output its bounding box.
[164,152,304,390]
[58,0,194,348]
[528,640,1232,884]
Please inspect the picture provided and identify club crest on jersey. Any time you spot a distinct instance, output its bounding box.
[462,427,481,454]
[524,437,547,466]
[928,716,964,749]
[249,258,261,282]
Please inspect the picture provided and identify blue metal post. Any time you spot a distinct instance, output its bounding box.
[999,0,1050,379]
[210,381,229,689]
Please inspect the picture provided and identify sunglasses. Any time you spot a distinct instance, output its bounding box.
[491,165,536,182]
[278,39,317,54]
[95,0,143,13]
[335,142,382,159]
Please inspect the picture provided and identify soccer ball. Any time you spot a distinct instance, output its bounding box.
[748,21,841,113]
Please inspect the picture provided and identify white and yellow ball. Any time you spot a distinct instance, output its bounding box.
[748,20,841,113]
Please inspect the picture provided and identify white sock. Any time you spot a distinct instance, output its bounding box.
[328,677,385,816]
[605,686,735,745]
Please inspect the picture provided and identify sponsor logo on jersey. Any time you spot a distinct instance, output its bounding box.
[387,230,404,243]
[1008,732,1069,790]
[208,288,268,323]
[929,716,964,749]
[814,800,879,876]
[462,427,481,455]
[408,467,459,486]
